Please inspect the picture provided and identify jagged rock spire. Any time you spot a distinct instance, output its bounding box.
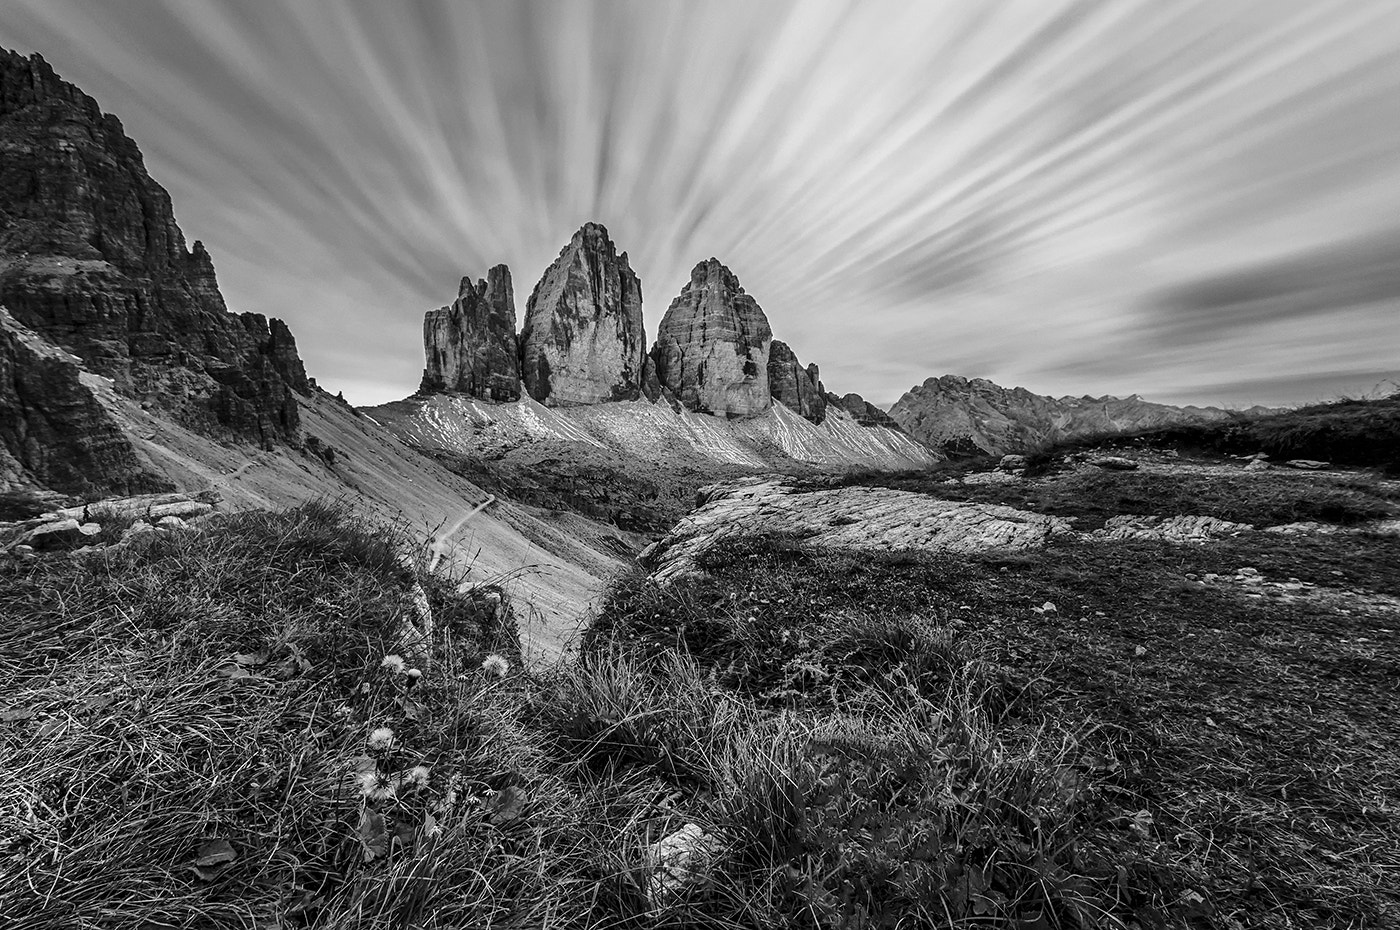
[421,264,521,401]
[520,222,645,406]
[650,258,773,419]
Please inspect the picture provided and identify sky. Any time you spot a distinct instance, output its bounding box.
[3,0,1399,410]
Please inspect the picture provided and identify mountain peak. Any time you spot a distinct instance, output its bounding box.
[652,258,772,418]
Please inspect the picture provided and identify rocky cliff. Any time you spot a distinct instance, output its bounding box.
[520,223,645,406]
[651,259,773,419]
[767,340,826,424]
[0,49,310,471]
[0,305,162,494]
[421,264,521,401]
[889,374,1242,455]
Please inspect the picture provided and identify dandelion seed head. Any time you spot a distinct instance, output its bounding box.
[368,726,395,751]
[401,764,431,789]
[481,654,510,678]
[357,769,396,802]
[380,654,406,674]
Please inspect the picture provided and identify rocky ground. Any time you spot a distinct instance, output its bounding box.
[641,449,1400,582]
[601,446,1400,927]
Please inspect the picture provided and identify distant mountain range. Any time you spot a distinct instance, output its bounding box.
[888,375,1278,457]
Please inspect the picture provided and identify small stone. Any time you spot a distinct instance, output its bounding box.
[646,824,720,904]
[156,515,188,530]
[1088,456,1139,470]
[1283,459,1329,470]
[1134,645,1147,657]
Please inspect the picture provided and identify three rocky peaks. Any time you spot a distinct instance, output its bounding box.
[419,223,890,427]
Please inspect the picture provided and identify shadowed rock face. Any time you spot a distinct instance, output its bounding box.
[651,259,773,419]
[421,264,521,401]
[520,223,645,406]
[0,49,310,451]
[767,340,826,423]
[0,306,165,494]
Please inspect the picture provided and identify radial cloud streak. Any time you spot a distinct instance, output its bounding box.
[2,0,1397,408]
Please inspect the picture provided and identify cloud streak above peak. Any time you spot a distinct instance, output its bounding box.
[2,0,1397,409]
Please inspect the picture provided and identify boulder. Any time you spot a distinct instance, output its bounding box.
[651,259,772,418]
[520,223,645,405]
[998,454,1028,471]
[420,264,521,401]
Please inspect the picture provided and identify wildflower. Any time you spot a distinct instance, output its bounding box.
[399,764,431,791]
[380,654,406,674]
[357,769,396,802]
[481,654,511,678]
[368,727,395,751]
[406,668,422,680]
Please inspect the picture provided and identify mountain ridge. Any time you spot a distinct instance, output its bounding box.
[889,373,1279,456]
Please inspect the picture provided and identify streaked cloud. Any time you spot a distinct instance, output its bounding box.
[2,0,1396,408]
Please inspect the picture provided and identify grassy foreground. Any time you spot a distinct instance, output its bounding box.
[3,495,1398,928]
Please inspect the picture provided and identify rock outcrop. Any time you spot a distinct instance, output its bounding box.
[0,49,311,456]
[888,374,1257,456]
[421,264,521,401]
[767,340,826,424]
[651,259,772,419]
[639,476,1071,584]
[520,223,645,406]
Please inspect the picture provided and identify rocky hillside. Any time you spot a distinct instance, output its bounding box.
[0,50,310,491]
[889,373,1271,456]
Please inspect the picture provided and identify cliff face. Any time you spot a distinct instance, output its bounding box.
[520,223,645,406]
[0,49,310,456]
[888,374,1239,455]
[0,306,163,494]
[767,340,826,424]
[651,258,773,419]
[421,264,521,401]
